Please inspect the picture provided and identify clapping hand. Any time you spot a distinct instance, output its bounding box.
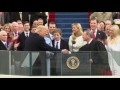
[89,58,93,63]
[14,43,20,50]
[12,35,19,41]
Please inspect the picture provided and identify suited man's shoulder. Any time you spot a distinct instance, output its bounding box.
[91,40,103,45]
[19,32,25,36]
[93,40,103,44]
[32,33,45,42]
[0,40,3,45]
[79,43,88,51]
[61,39,67,42]
[97,30,106,36]
[0,40,7,50]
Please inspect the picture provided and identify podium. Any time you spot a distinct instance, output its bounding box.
[55,52,91,76]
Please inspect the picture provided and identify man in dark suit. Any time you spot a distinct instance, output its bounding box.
[17,21,31,51]
[79,29,111,75]
[9,12,29,23]
[24,25,68,75]
[24,26,61,51]
[0,31,8,50]
[52,39,69,50]
[52,28,69,50]
[0,30,9,74]
[90,17,107,45]
[51,28,69,75]
[47,21,57,40]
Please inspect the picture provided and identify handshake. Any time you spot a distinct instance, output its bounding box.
[61,49,71,54]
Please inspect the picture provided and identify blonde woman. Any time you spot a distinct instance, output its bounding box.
[3,24,13,44]
[106,25,120,76]
[68,23,87,52]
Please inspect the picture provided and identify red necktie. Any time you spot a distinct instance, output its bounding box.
[15,32,18,36]
[92,31,96,40]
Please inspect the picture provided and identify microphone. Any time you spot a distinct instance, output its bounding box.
[72,41,76,52]
[72,41,76,44]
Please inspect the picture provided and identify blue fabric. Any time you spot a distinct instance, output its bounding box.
[44,37,52,47]
[5,43,8,48]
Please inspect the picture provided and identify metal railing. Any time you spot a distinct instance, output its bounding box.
[0,51,120,76]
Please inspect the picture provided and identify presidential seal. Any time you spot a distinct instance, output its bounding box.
[66,56,80,70]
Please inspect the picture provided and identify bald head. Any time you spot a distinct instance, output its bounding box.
[0,30,7,42]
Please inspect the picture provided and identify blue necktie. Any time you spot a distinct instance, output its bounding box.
[56,42,58,49]
[5,43,8,48]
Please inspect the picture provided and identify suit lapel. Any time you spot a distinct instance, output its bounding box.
[60,39,62,50]
[0,40,7,50]
[89,40,95,51]
[52,40,55,48]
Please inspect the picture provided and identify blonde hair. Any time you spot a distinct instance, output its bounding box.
[35,25,47,33]
[110,25,120,37]
[108,25,120,44]
[2,24,13,39]
[3,24,11,32]
[0,30,7,38]
[71,23,83,40]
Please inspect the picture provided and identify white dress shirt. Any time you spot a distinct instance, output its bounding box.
[24,31,30,37]
[88,39,93,44]
[49,33,54,40]
[1,40,7,48]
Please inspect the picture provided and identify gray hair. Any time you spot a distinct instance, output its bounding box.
[84,29,93,38]
[0,30,7,39]
[0,30,7,35]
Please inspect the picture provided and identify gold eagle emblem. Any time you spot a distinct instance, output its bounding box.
[66,56,80,70]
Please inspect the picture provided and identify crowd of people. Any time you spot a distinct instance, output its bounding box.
[0,12,120,76]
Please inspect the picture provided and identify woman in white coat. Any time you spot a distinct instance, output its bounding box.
[68,23,87,52]
[106,25,120,76]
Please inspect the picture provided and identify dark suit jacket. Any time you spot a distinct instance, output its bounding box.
[0,40,7,50]
[17,32,32,51]
[79,40,110,75]
[96,30,107,41]
[9,12,29,23]
[79,40,108,64]
[52,39,69,50]
[24,33,60,51]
